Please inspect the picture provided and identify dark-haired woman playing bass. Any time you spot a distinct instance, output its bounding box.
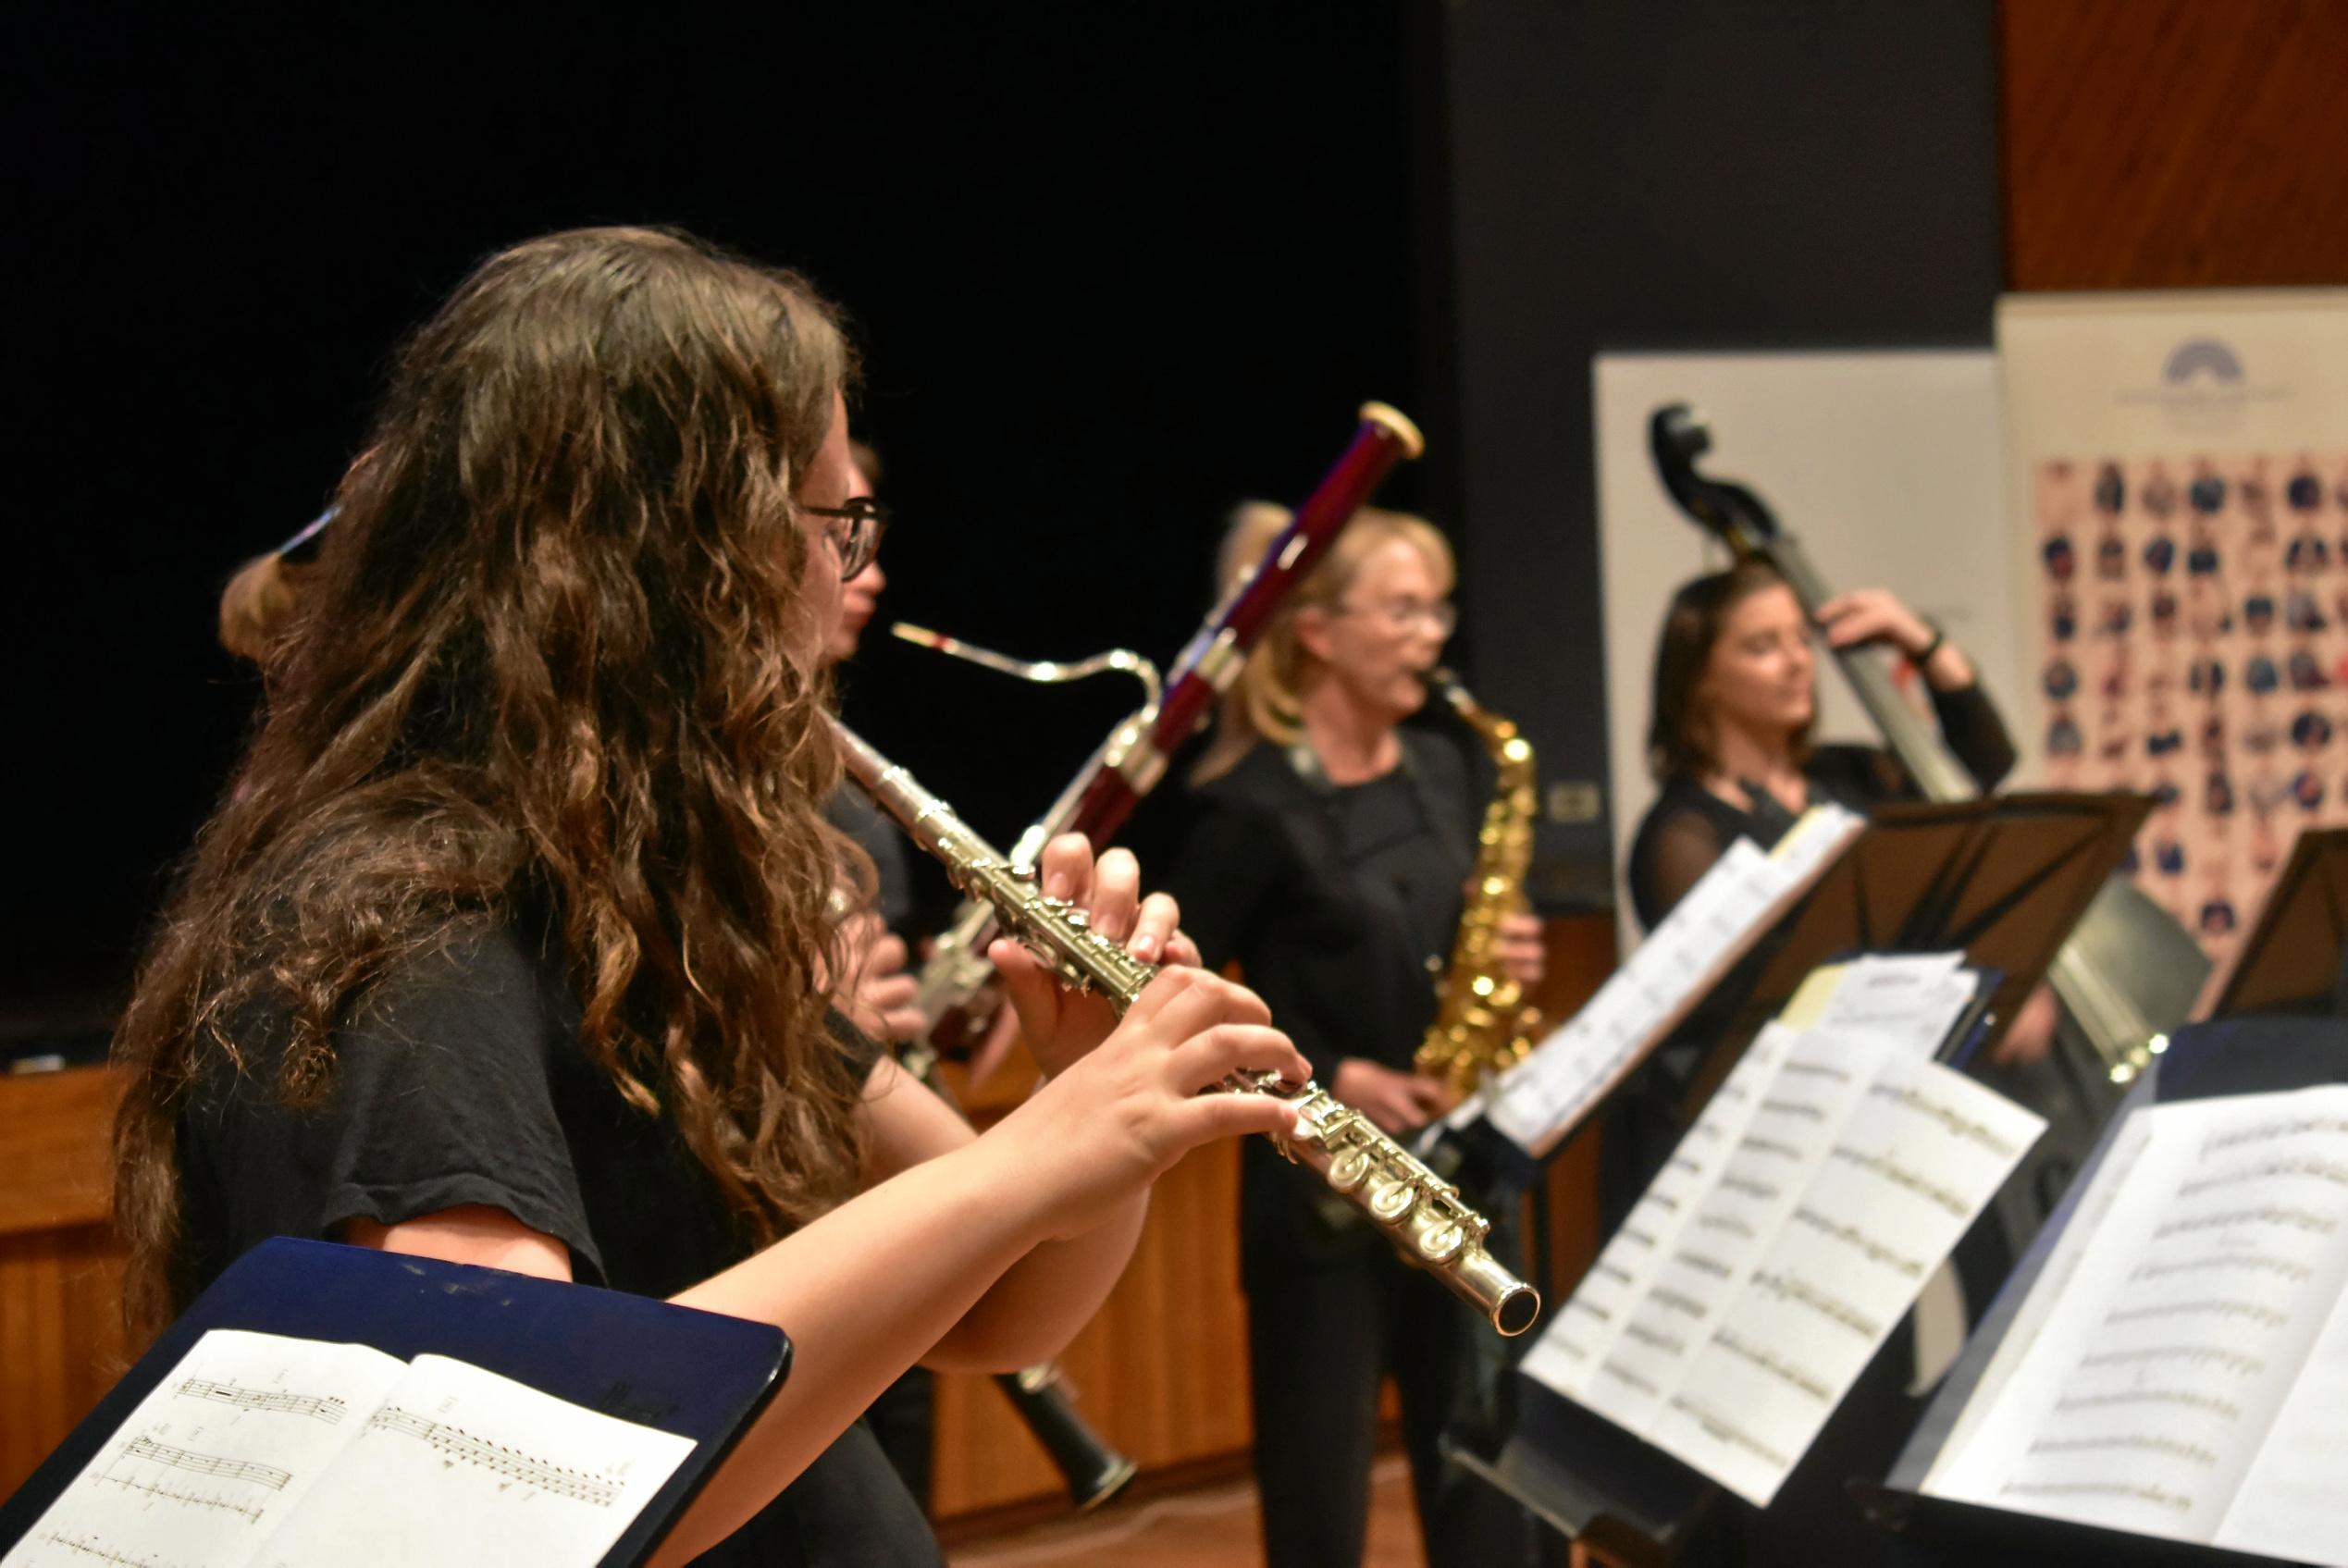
[1626,561,2021,929]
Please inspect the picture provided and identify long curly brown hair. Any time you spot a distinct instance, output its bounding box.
[114,227,870,1343]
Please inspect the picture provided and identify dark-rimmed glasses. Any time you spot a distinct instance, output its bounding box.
[803,497,889,579]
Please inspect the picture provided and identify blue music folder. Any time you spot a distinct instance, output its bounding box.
[0,1237,787,1566]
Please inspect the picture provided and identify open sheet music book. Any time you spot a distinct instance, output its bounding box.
[1520,961,2044,1508]
[2,1327,697,1568]
[1470,803,1866,1158]
[1922,1085,2348,1567]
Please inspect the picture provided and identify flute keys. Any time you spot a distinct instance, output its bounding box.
[1415,1216,1467,1266]
[1367,1170,1418,1222]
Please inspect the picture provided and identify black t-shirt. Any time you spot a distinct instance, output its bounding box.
[178,917,941,1568]
[1169,733,1477,1273]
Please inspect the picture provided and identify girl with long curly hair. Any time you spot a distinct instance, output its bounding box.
[111,227,1306,1566]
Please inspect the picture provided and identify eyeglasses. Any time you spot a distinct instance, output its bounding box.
[802,496,889,579]
[1333,597,1457,636]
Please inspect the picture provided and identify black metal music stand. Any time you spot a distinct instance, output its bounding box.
[2207,825,2348,1019]
[1853,1012,2348,1566]
[1454,793,2149,1564]
[0,1239,787,1567]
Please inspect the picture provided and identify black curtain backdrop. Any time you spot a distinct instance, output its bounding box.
[5,2,2005,1024]
[6,6,1422,1009]
[1423,0,2005,907]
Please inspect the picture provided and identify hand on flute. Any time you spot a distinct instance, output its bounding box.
[987,833,1199,1080]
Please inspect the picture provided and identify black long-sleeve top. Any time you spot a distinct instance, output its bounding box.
[1170,733,1477,1083]
[1168,731,1478,1272]
[1625,681,2018,932]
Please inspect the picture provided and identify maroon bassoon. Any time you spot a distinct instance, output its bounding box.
[903,401,1426,1037]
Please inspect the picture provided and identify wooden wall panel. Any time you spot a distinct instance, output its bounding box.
[2001,0,2348,290]
[930,1138,1254,1520]
[0,1068,127,1499]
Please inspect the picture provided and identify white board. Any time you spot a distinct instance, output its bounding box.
[1592,351,2015,950]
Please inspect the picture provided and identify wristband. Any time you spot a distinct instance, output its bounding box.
[1913,618,1946,666]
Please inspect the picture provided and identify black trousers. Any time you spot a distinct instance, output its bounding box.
[1245,1246,1526,1568]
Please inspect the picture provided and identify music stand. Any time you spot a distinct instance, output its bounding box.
[1854,1015,2348,1566]
[1456,793,2148,1563]
[2207,825,2348,1019]
[1717,793,2150,1068]
[0,1239,788,1567]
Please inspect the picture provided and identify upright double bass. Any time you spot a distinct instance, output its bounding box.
[1647,404,2210,1101]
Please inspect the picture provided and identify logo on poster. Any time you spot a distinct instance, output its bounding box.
[2118,335,2284,426]
[2161,338,2243,385]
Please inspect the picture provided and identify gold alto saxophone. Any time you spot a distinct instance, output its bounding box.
[1415,672,1544,1096]
[833,716,1541,1337]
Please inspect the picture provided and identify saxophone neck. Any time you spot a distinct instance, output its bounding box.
[1429,669,1534,770]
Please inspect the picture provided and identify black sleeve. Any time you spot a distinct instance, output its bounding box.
[1931,681,2019,792]
[1164,796,1292,975]
[1626,801,1729,932]
[196,923,608,1280]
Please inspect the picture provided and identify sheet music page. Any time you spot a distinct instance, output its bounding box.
[2218,1273,2348,1564]
[253,1352,696,1568]
[1521,1022,1797,1410]
[1809,952,1977,1058]
[1919,1105,2163,1488]
[1641,1054,2043,1506]
[1484,804,1866,1155]
[1486,838,1778,1150]
[2,1328,405,1568]
[1575,1027,1887,1437]
[1770,802,1866,874]
[1925,1087,2348,1555]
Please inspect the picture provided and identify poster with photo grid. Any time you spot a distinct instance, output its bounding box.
[2033,451,2348,968]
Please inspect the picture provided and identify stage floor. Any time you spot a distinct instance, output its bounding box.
[948,1452,1423,1568]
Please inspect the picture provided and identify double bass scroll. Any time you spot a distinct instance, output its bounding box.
[1648,402,2211,1085]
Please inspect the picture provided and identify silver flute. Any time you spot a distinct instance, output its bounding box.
[833,718,1541,1337]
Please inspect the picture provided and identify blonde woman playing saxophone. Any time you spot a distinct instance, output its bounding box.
[1171,504,1543,1568]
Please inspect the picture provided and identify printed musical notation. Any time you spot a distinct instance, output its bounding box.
[176,1379,347,1426]
[1480,811,1863,1155]
[117,1438,291,1493]
[31,1535,191,1568]
[1786,1204,1926,1279]
[1864,1081,2025,1158]
[365,1407,620,1507]
[1522,1005,2044,1509]
[0,1327,695,1568]
[1922,1085,2348,1567]
[92,1474,266,1525]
